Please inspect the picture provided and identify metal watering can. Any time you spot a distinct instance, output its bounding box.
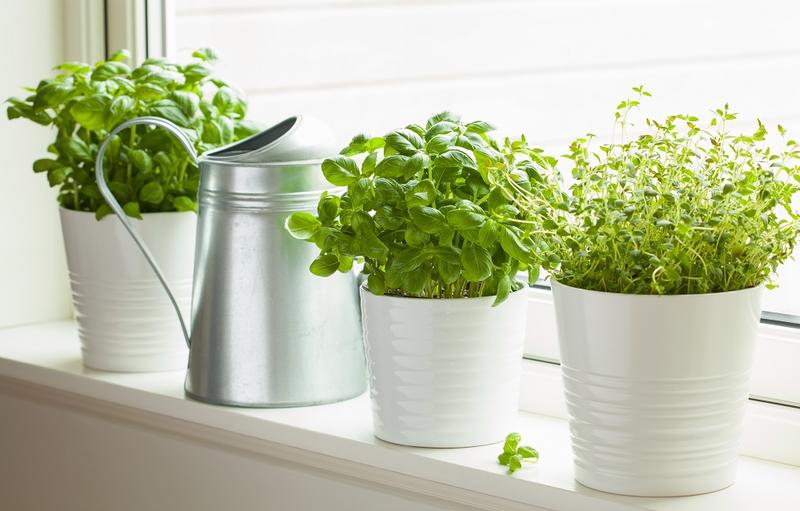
[94,116,366,407]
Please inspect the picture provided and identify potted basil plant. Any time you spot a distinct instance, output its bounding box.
[287,112,558,447]
[534,88,800,496]
[6,48,259,372]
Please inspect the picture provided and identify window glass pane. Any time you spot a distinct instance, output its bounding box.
[168,0,800,324]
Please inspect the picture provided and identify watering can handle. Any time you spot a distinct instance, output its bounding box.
[95,117,198,348]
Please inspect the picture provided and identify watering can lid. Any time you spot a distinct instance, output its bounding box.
[203,114,338,164]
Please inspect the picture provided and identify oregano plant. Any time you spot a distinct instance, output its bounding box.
[5,48,260,219]
[286,112,561,305]
[527,86,800,294]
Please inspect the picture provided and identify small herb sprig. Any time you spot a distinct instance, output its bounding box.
[286,112,561,306]
[6,48,260,219]
[528,87,800,294]
[497,432,539,474]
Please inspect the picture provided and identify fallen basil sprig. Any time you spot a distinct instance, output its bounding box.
[6,47,260,219]
[498,432,539,474]
[286,112,561,306]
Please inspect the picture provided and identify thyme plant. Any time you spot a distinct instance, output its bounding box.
[526,87,800,294]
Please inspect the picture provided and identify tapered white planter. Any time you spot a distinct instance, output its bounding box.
[59,208,195,372]
[551,279,763,496]
[360,286,528,447]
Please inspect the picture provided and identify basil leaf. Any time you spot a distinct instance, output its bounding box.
[139,181,164,204]
[461,244,493,282]
[384,128,423,156]
[446,208,485,230]
[309,254,339,277]
[408,206,447,234]
[285,212,321,240]
[70,95,110,130]
[321,156,360,186]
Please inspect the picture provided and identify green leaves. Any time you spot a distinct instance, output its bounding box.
[192,48,219,62]
[109,95,135,125]
[310,254,340,277]
[385,129,423,156]
[497,432,539,474]
[148,99,192,127]
[461,244,493,282]
[6,47,257,219]
[286,212,321,240]
[139,182,164,204]
[446,208,485,230]
[285,112,550,302]
[321,156,360,186]
[537,88,800,295]
[32,159,60,173]
[409,206,447,234]
[499,226,532,263]
[129,149,153,173]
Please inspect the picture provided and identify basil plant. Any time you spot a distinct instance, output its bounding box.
[6,48,260,219]
[286,112,561,306]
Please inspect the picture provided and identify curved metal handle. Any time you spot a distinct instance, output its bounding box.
[95,117,198,347]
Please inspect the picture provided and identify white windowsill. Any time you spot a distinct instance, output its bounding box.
[1,321,799,511]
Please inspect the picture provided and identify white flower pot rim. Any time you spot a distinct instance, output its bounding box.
[59,206,197,219]
[549,277,763,300]
[358,280,526,302]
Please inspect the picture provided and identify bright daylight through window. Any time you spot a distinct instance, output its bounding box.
[169,0,800,388]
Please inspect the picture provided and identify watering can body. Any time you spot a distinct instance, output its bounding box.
[95,116,366,407]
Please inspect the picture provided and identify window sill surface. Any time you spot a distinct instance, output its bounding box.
[1,320,798,511]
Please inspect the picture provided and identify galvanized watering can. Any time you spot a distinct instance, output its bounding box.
[94,116,366,407]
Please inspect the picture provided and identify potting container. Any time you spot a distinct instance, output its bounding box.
[60,207,194,372]
[551,279,762,496]
[360,285,528,447]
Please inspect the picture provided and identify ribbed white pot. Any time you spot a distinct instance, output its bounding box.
[59,208,195,372]
[360,285,528,447]
[551,279,762,496]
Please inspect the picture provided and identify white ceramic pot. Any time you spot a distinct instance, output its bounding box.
[551,279,763,496]
[59,208,195,372]
[360,285,528,447]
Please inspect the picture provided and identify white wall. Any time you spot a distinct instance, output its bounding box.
[0,0,72,328]
[170,0,800,316]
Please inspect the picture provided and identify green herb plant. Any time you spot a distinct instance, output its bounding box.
[285,112,561,305]
[526,86,800,294]
[6,48,260,219]
[497,432,539,474]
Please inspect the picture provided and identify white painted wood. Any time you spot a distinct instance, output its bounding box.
[0,383,483,511]
[146,0,172,59]
[1,322,800,510]
[106,0,148,64]
[0,1,73,328]
[63,0,106,62]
